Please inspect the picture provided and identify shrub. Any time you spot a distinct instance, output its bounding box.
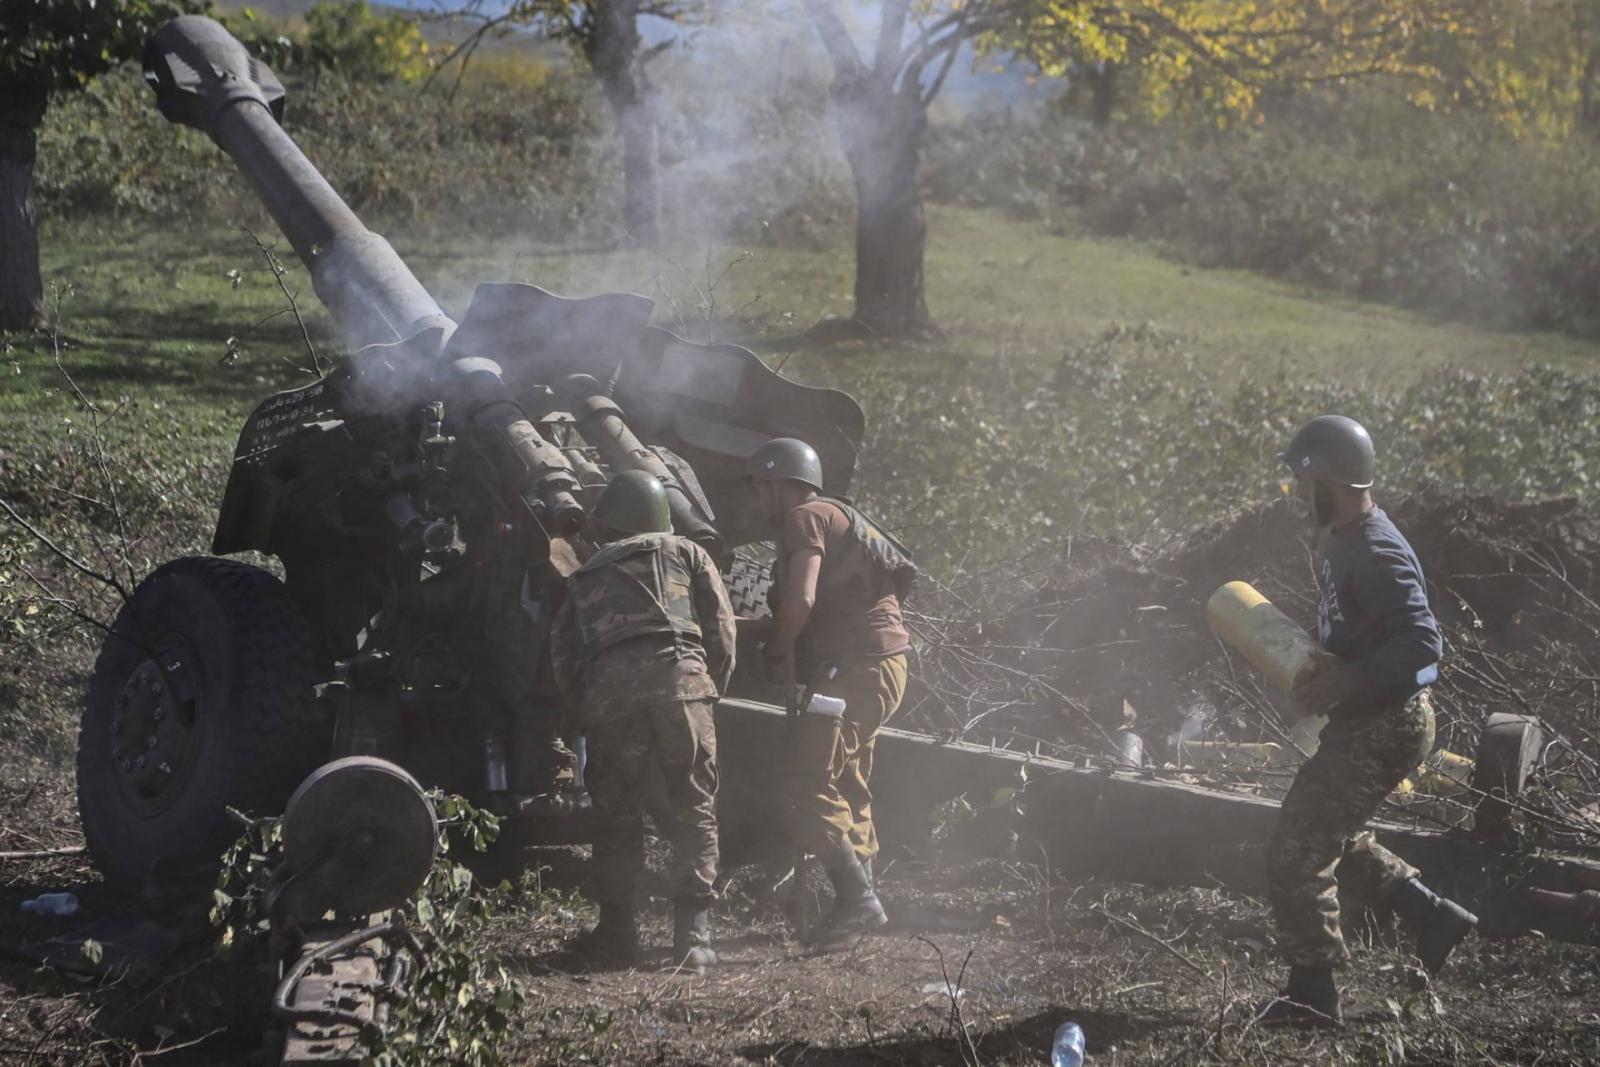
[37,53,854,249]
[303,0,432,84]
[37,64,617,240]
[810,324,1600,584]
[927,99,1600,339]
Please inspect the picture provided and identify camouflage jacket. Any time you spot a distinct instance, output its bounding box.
[551,533,736,729]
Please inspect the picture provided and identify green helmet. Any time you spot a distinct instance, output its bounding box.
[592,470,672,535]
[1280,415,1375,489]
[747,437,823,491]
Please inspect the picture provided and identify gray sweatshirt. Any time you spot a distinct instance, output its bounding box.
[1316,507,1443,708]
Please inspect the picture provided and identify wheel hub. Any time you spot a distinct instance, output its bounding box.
[111,652,199,811]
[281,757,439,916]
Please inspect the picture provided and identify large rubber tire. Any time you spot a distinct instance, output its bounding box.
[77,557,328,896]
[724,552,781,701]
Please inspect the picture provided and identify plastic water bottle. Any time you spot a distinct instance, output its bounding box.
[1112,728,1144,769]
[20,892,79,917]
[1050,1021,1085,1067]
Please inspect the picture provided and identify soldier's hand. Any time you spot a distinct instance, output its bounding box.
[762,648,789,686]
[1290,662,1353,720]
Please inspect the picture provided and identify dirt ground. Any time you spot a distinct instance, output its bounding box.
[6,488,1600,1064]
[4,772,1599,1066]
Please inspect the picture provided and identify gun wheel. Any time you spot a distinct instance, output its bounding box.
[77,557,327,897]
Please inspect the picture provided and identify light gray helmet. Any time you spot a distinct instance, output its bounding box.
[1280,415,1375,489]
[746,437,823,492]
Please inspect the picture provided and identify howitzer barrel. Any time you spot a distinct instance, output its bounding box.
[145,16,587,533]
[562,375,721,551]
[143,16,451,352]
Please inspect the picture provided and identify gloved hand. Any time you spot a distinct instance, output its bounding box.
[1291,661,1358,720]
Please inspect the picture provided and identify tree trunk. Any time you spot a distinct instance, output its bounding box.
[1087,62,1119,129]
[1581,49,1600,133]
[586,1,660,247]
[0,82,47,332]
[833,78,938,340]
[613,95,660,247]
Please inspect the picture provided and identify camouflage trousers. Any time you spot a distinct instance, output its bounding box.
[783,654,909,861]
[1267,691,1435,967]
[585,699,719,906]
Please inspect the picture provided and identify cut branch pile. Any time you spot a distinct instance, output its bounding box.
[901,487,1600,841]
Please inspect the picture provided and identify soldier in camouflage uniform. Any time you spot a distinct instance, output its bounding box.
[551,470,736,973]
[1261,416,1477,1026]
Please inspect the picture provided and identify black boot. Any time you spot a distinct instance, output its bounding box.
[812,841,888,944]
[570,901,639,969]
[671,899,717,974]
[1257,966,1342,1027]
[1392,877,1477,977]
[862,855,874,891]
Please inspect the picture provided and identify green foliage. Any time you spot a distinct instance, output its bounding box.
[219,3,433,84]
[989,0,1482,126]
[0,0,198,98]
[37,64,614,238]
[211,792,525,1067]
[303,1,432,84]
[363,793,524,1067]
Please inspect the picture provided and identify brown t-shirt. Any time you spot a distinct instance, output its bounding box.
[780,499,911,669]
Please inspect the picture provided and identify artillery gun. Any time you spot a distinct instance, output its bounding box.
[77,15,863,903]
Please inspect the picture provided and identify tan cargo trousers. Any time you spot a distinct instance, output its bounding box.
[782,653,909,862]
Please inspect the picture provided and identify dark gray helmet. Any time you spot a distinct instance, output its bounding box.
[592,470,672,534]
[1280,415,1375,489]
[747,437,823,491]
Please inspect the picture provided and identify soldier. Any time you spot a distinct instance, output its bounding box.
[742,437,915,942]
[551,470,736,973]
[1261,415,1477,1025]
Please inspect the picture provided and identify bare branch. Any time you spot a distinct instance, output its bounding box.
[1093,902,1211,977]
[243,229,323,378]
[921,20,967,105]
[873,0,912,77]
[900,12,1005,97]
[17,563,118,639]
[2,501,132,606]
[0,845,86,860]
[639,37,675,68]
[419,9,521,96]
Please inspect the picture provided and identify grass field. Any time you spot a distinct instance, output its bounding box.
[14,203,1600,423]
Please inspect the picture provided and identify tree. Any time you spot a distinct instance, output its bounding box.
[436,1,695,247]
[801,0,978,340]
[303,1,433,84]
[545,1,683,247]
[801,0,1481,341]
[0,0,194,331]
[1392,0,1600,142]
